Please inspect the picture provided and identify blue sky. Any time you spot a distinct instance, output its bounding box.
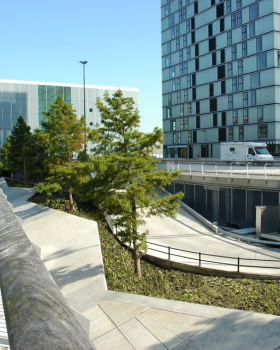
[0,0,162,132]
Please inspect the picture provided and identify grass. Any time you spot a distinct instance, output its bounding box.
[5,177,34,188]
[28,190,280,316]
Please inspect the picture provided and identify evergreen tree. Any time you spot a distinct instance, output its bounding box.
[9,116,31,184]
[35,95,86,211]
[78,90,183,277]
[0,136,16,180]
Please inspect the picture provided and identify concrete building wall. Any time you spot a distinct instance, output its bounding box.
[0,80,139,147]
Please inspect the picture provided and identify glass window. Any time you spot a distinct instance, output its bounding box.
[232,78,237,92]
[177,78,181,90]
[237,11,242,26]
[180,118,184,130]
[231,13,236,28]
[188,131,192,143]
[228,63,233,77]
[179,0,182,9]
[167,42,171,54]
[187,75,191,87]
[168,14,174,28]
[165,4,170,16]
[180,104,184,117]
[232,45,237,60]
[238,60,243,75]
[169,66,175,79]
[179,9,182,22]
[257,53,267,70]
[172,79,176,91]
[176,38,180,50]
[250,3,259,21]
[243,92,248,107]
[256,36,262,53]
[187,47,191,60]
[237,0,242,10]
[228,95,233,109]
[183,35,187,47]
[251,72,260,88]
[166,107,172,119]
[179,50,183,62]
[168,93,172,105]
[173,133,176,144]
[176,25,180,37]
[258,106,263,122]
[239,126,244,140]
[171,27,175,39]
[180,63,183,76]
[258,124,267,139]
[243,109,248,123]
[278,51,280,66]
[227,31,232,45]
[251,90,256,106]
[186,19,190,32]
[166,55,171,67]
[178,132,181,144]
[227,0,231,14]
[249,22,255,38]
[183,7,187,20]
[229,127,233,141]
[238,76,243,91]
[184,117,188,130]
[177,91,181,103]
[242,42,247,57]
[172,120,176,131]
[184,89,188,102]
[183,62,188,75]
[187,102,192,115]
[242,25,247,40]
[233,110,238,124]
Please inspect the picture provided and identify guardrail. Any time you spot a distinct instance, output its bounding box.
[157,160,280,180]
[146,241,280,276]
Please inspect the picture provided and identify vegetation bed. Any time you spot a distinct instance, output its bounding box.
[28,191,280,316]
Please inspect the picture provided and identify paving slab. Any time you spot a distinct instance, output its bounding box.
[99,300,148,326]
[118,318,167,350]
[92,328,134,350]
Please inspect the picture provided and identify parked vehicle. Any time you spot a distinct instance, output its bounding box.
[220,142,274,165]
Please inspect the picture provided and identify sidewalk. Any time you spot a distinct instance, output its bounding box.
[1,177,280,350]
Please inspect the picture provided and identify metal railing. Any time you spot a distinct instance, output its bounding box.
[157,160,280,180]
[146,241,280,275]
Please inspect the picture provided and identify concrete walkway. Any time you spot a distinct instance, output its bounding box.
[142,190,280,276]
[1,178,280,350]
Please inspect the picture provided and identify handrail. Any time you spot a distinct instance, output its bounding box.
[146,240,280,274]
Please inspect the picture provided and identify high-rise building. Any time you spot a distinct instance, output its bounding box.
[161,0,280,158]
[0,79,139,147]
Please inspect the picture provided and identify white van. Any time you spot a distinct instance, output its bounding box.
[220,142,273,164]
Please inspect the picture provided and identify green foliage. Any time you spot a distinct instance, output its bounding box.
[78,90,183,277]
[0,116,31,183]
[34,95,86,210]
[0,136,16,178]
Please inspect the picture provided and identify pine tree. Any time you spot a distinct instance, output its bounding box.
[35,95,86,211]
[0,136,16,180]
[9,116,31,184]
[78,90,183,277]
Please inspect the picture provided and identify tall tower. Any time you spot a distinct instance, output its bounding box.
[161,0,280,159]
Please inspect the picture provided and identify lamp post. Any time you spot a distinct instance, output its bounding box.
[202,130,207,159]
[79,61,88,153]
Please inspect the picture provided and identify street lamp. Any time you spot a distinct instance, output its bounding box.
[79,61,88,153]
[202,130,207,160]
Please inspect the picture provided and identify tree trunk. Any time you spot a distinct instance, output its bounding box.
[11,172,13,182]
[133,240,142,278]
[69,191,75,212]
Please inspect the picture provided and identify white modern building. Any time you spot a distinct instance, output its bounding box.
[0,79,139,146]
[161,0,280,158]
